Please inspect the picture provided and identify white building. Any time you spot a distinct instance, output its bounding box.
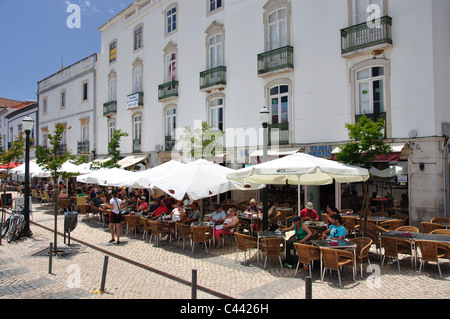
[37,54,98,160]
[91,0,450,226]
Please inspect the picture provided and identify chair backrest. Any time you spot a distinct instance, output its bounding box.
[269,211,281,224]
[78,205,87,215]
[148,220,159,234]
[260,238,283,256]
[60,199,70,209]
[340,208,353,214]
[390,213,408,222]
[356,210,372,218]
[421,222,445,233]
[191,226,209,242]
[76,196,87,206]
[234,232,256,250]
[176,222,191,239]
[236,220,251,233]
[380,237,400,257]
[430,229,450,235]
[141,218,151,230]
[320,248,340,271]
[126,215,141,227]
[294,243,320,264]
[396,226,419,233]
[416,240,441,263]
[431,217,450,224]
[321,213,329,224]
[343,216,359,231]
[349,237,372,259]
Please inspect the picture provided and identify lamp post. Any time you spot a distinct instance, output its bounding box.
[259,106,270,230]
[21,116,34,237]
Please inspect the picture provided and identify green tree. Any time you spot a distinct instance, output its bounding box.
[189,121,224,161]
[90,129,128,170]
[35,123,75,254]
[336,115,391,235]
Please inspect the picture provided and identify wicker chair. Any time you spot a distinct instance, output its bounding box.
[396,226,419,233]
[421,222,445,234]
[349,237,373,278]
[431,217,450,224]
[140,218,152,243]
[235,219,252,235]
[124,215,143,237]
[176,222,191,249]
[339,208,353,215]
[390,213,408,225]
[293,243,320,277]
[379,219,404,231]
[381,236,413,272]
[319,247,355,287]
[190,226,211,254]
[59,199,71,213]
[148,220,172,246]
[342,216,360,237]
[260,237,284,270]
[416,240,450,279]
[430,229,450,235]
[321,213,329,224]
[234,232,258,265]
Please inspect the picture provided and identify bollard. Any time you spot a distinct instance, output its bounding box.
[48,243,53,274]
[100,256,109,293]
[191,269,197,299]
[305,276,312,299]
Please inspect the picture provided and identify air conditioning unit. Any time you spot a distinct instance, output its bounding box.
[155,145,163,152]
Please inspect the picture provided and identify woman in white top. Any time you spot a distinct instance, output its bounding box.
[170,201,186,222]
[109,190,125,244]
[214,208,239,248]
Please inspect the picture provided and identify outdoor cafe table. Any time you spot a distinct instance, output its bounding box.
[256,230,286,263]
[311,239,357,282]
[379,231,450,267]
[433,221,450,229]
[367,216,400,225]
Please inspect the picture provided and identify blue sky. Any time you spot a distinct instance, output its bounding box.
[0,0,135,102]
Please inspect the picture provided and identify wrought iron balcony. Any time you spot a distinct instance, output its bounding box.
[257,46,293,75]
[127,92,144,109]
[158,81,179,100]
[269,123,289,146]
[165,136,175,152]
[341,16,392,56]
[103,101,117,116]
[200,66,227,90]
[77,141,90,154]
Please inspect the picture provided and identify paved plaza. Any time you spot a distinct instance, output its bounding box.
[0,193,449,301]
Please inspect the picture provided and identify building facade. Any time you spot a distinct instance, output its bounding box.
[37,54,98,161]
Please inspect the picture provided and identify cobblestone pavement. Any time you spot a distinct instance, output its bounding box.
[1,193,449,301]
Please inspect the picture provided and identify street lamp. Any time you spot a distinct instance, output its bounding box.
[259,106,270,230]
[21,116,34,237]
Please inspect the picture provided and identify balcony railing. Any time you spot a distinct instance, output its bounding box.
[200,66,227,90]
[355,112,387,138]
[127,92,144,109]
[269,123,289,146]
[103,101,117,116]
[158,81,179,100]
[257,46,293,75]
[341,16,392,55]
[77,141,89,154]
[165,136,175,152]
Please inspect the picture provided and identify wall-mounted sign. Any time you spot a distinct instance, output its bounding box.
[127,93,140,109]
[309,145,332,157]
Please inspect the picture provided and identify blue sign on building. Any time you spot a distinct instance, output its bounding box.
[309,145,332,157]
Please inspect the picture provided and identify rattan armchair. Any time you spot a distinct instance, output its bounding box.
[381,236,413,272]
[342,216,360,237]
[234,232,258,265]
[349,237,373,278]
[430,229,450,235]
[260,237,284,270]
[190,226,211,254]
[416,240,450,279]
[293,243,320,277]
[372,211,389,217]
[140,218,151,243]
[395,226,419,233]
[421,222,445,234]
[390,213,408,225]
[379,219,404,231]
[124,215,143,237]
[319,247,355,287]
[431,217,450,224]
[176,222,191,249]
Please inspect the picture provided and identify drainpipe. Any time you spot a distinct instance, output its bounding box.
[444,136,449,218]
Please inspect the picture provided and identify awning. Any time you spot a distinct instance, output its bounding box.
[250,147,302,164]
[331,143,407,163]
[118,155,149,169]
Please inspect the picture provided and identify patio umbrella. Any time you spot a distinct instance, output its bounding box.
[152,159,265,201]
[76,167,136,186]
[60,161,92,175]
[0,162,23,170]
[133,160,185,188]
[227,152,370,212]
[11,160,51,178]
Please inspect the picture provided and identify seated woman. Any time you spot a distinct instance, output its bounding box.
[280,215,314,268]
[214,207,239,249]
[169,201,185,222]
[245,199,260,214]
[137,197,149,215]
[321,213,346,241]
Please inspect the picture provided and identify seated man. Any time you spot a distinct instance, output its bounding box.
[184,202,201,224]
[206,204,226,225]
[299,202,319,221]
